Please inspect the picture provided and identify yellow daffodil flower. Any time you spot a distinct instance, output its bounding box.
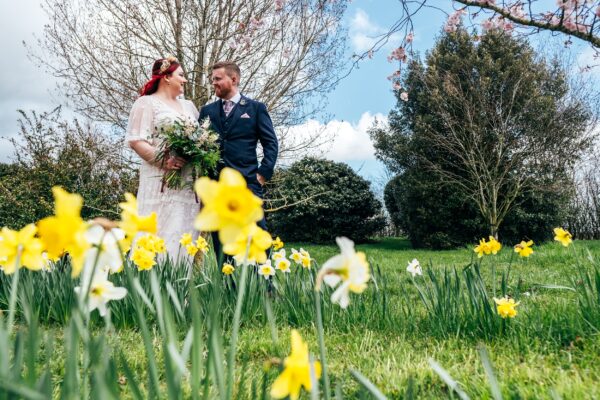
[186,244,199,256]
[222,263,235,275]
[553,227,572,247]
[270,330,321,400]
[194,168,263,244]
[0,224,45,274]
[136,234,166,254]
[300,255,311,269]
[316,237,370,309]
[131,246,156,271]
[273,248,286,261]
[494,296,519,318]
[514,240,534,257]
[179,233,193,246]
[272,236,284,250]
[290,249,303,264]
[196,236,209,254]
[474,236,502,257]
[118,193,157,250]
[37,187,90,277]
[222,223,272,266]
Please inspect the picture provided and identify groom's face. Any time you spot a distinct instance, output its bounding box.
[211,68,238,99]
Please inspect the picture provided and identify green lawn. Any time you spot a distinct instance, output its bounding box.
[3,237,600,398]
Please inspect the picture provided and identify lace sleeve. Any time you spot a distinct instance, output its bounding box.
[125,97,155,144]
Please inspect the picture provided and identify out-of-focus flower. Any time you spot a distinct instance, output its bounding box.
[494,296,519,318]
[222,223,272,266]
[0,224,45,274]
[74,270,127,316]
[196,236,210,254]
[83,225,125,275]
[316,237,370,308]
[406,258,422,277]
[194,168,263,245]
[273,248,286,261]
[119,193,157,251]
[272,236,284,250]
[400,92,409,101]
[37,187,90,277]
[222,263,235,275]
[276,258,291,273]
[553,227,572,247]
[258,260,276,279]
[270,330,321,400]
[514,240,534,257]
[131,247,156,271]
[179,232,193,246]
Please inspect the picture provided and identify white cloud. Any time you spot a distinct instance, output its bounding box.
[286,112,386,162]
[349,9,403,57]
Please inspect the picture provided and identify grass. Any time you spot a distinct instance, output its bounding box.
[2,237,600,398]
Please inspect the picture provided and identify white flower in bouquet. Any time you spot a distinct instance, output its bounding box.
[201,116,211,130]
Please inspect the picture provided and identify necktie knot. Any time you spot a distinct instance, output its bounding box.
[223,100,234,116]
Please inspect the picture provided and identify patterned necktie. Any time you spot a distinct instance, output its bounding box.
[223,100,234,117]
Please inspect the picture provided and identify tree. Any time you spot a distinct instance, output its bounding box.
[372,29,594,243]
[30,0,349,157]
[354,1,599,72]
[0,108,137,229]
[266,157,386,243]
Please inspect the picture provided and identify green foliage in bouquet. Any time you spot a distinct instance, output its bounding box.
[154,117,220,189]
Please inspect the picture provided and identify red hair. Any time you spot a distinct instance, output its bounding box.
[139,57,180,96]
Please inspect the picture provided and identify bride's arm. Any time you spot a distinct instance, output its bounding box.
[129,140,159,165]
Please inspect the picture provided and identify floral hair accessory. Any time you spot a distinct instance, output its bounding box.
[159,56,179,74]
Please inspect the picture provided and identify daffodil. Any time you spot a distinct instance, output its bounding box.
[196,236,209,254]
[272,248,286,261]
[186,244,199,256]
[222,223,272,266]
[493,296,519,318]
[119,193,157,249]
[290,249,303,264]
[514,240,534,257]
[316,237,370,309]
[194,168,263,244]
[82,225,125,276]
[270,330,321,400]
[136,234,166,254]
[258,260,276,280]
[488,236,502,254]
[222,263,235,275]
[131,246,156,271]
[37,187,90,277]
[179,232,193,246]
[406,258,422,277]
[300,255,311,269]
[0,224,45,274]
[74,270,127,316]
[553,227,572,247]
[275,258,291,273]
[272,236,284,250]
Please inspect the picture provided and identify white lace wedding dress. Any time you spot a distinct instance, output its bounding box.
[125,95,200,258]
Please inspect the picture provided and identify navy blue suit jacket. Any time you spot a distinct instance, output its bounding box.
[198,95,278,195]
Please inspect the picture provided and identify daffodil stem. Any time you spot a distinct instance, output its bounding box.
[225,236,251,399]
[6,253,21,332]
[315,290,331,400]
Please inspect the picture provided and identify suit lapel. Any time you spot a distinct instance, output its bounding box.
[214,99,224,134]
[224,96,248,136]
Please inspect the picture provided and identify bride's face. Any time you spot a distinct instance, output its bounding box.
[167,66,187,95]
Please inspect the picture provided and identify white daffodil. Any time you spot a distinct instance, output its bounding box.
[258,260,276,280]
[74,270,127,317]
[275,258,291,273]
[406,258,422,277]
[316,237,370,309]
[290,248,303,264]
[83,224,125,277]
[272,248,286,261]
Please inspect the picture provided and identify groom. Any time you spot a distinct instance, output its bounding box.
[198,61,278,255]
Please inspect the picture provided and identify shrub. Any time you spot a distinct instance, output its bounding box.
[266,157,385,243]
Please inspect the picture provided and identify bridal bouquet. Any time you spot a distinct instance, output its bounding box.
[154,116,220,190]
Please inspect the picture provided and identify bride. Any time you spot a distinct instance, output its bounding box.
[125,57,199,256]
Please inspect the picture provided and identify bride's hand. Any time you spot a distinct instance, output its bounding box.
[165,156,186,170]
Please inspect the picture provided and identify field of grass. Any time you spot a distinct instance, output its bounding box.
[2,237,600,399]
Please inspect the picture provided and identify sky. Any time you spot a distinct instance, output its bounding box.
[1,0,598,186]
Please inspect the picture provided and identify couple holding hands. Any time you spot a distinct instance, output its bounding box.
[126,58,278,257]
